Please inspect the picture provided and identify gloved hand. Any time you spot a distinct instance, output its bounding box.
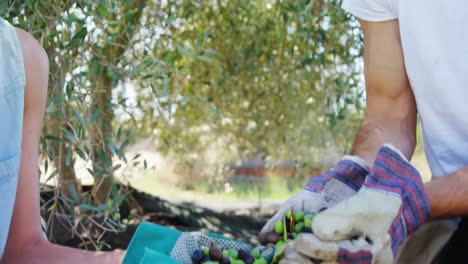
[282,144,431,263]
[123,222,252,264]
[260,156,370,241]
[279,240,314,264]
[280,234,373,264]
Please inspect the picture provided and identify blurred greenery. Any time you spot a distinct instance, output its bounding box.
[132,172,305,202]
[145,0,365,169]
[1,0,367,249]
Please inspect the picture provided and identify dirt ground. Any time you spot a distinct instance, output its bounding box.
[39,184,468,264]
[40,186,273,251]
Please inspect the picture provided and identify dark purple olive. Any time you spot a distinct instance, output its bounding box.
[209,246,223,261]
[221,256,231,264]
[301,227,313,233]
[200,255,211,263]
[244,254,255,264]
[238,249,249,261]
[264,231,281,244]
[191,248,205,263]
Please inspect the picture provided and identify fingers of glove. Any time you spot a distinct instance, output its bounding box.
[294,233,373,262]
[259,203,293,240]
[279,256,314,264]
[312,193,369,241]
[260,191,322,239]
[279,242,314,264]
[294,233,339,261]
[321,178,357,206]
[312,210,355,241]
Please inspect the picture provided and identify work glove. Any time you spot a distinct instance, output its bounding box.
[260,156,370,241]
[123,221,253,264]
[282,144,431,264]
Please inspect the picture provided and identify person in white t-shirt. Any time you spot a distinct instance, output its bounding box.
[261,0,468,263]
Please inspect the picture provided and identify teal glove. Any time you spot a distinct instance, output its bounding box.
[123,222,253,264]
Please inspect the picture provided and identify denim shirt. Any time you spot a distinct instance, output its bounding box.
[0,18,25,259]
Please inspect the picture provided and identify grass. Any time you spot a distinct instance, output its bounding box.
[130,153,431,205]
[129,172,305,202]
[127,140,432,204]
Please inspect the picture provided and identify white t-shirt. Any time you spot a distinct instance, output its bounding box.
[342,0,468,177]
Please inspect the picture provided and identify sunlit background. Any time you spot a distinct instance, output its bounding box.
[2,0,430,248]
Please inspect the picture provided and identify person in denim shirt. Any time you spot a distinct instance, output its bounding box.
[0,18,124,263]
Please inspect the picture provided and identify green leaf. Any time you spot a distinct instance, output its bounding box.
[161,76,170,97]
[78,204,96,211]
[66,14,81,27]
[105,218,120,230]
[203,48,219,56]
[0,1,9,15]
[75,147,86,160]
[73,108,86,124]
[109,141,116,156]
[68,183,78,202]
[150,84,158,96]
[111,184,118,198]
[176,45,192,58]
[45,170,58,183]
[65,147,72,167]
[112,164,122,172]
[44,159,48,174]
[117,126,122,140]
[96,204,110,212]
[118,139,129,155]
[67,27,87,49]
[108,20,122,26]
[96,4,109,17]
[97,148,112,170]
[207,104,221,117]
[84,145,90,156]
[180,96,192,104]
[90,108,100,123]
[195,55,213,62]
[195,30,203,48]
[44,134,61,141]
[66,83,73,99]
[25,0,34,10]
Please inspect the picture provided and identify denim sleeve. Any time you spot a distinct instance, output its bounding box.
[0,17,26,259]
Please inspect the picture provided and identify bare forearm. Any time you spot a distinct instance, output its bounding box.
[350,116,416,165]
[351,19,417,165]
[2,240,124,264]
[425,167,468,219]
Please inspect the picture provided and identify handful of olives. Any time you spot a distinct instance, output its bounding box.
[191,208,316,264]
[190,245,272,264]
[262,208,315,262]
